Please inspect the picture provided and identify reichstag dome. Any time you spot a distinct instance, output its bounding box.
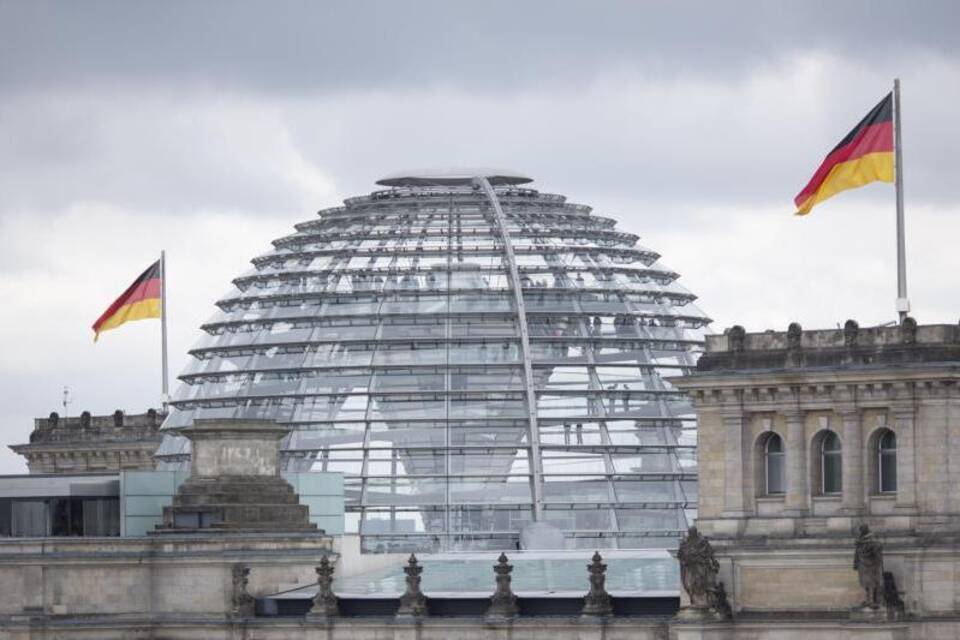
[157,169,711,552]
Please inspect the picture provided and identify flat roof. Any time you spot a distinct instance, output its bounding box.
[0,473,119,498]
[376,168,533,187]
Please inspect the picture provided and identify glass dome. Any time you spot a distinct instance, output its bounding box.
[157,171,710,553]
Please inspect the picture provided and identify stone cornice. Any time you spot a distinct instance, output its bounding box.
[672,367,956,412]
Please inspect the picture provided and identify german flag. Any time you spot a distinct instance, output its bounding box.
[794,93,894,215]
[92,260,162,342]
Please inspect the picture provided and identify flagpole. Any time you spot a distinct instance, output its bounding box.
[160,249,170,408]
[893,78,909,322]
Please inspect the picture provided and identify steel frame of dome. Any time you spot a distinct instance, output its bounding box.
[157,172,710,553]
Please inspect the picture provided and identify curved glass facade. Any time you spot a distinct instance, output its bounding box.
[157,172,710,552]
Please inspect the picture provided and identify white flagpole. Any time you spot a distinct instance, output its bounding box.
[893,78,909,322]
[160,250,170,408]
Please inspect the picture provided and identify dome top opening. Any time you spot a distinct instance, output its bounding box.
[376,168,533,187]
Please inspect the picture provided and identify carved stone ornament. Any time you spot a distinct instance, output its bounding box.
[728,325,746,353]
[581,551,613,617]
[676,526,730,620]
[396,554,427,619]
[486,552,519,620]
[844,319,860,347]
[900,316,917,345]
[113,409,124,427]
[79,411,91,429]
[787,322,802,350]
[308,555,339,619]
[230,564,256,618]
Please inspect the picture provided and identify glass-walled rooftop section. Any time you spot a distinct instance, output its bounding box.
[158,177,709,553]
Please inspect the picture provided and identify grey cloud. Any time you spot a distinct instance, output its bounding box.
[1,1,958,95]
[2,0,960,478]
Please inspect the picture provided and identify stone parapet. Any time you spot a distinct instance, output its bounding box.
[9,409,165,474]
[698,320,960,372]
[0,533,333,618]
[0,616,674,640]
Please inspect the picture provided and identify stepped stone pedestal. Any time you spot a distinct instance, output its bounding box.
[156,419,317,533]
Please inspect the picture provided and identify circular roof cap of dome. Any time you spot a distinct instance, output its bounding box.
[376,168,533,187]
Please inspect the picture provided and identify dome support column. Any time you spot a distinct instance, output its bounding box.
[475,176,545,520]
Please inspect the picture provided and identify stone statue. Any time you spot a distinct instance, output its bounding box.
[486,552,518,620]
[113,410,124,427]
[844,319,860,347]
[677,527,731,619]
[396,554,427,619]
[79,411,91,429]
[787,322,802,350]
[308,555,339,619]
[678,526,719,607]
[900,316,917,345]
[728,325,746,352]
[854,525,884,608]
[230,564,256,618]
[581,551,612,617]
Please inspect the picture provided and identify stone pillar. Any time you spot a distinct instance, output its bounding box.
[840,409,865,513]
[892,406,917,510]
[784,410,808,514]
[721,407,749,516]
[157,419,317,533]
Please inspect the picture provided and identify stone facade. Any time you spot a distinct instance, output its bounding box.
[670,320,960,639]
[9,409,164,474]
[11,322,960,639]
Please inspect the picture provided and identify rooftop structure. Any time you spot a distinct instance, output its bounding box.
[669,318,960,635]
[10,409,164,474]
[697,318,960,372]
[155,171,711,552]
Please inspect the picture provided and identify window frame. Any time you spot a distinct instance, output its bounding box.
[820,431,842,495]
[763,433,785,496]
[878,429,897,494]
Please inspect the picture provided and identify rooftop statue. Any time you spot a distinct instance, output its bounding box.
[676,526,730,620]
[854,525,885,609]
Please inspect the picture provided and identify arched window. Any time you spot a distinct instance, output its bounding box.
[821,431,842,494]
[878,430,897,493]
[764,433,785,495]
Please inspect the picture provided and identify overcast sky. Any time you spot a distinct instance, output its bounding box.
[1,1,959,473]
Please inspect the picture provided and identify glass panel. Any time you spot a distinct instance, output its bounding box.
[449,477,531,504]
[880,451,897,493]
[0,498,10,536]
[12,500,49,537]
[821,431,842,494]
[879,431,897,493]
[766,452,785,494]
[766,434,785,495]
[82,499,120,536]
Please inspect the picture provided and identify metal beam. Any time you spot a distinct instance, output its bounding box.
[475,176,545,520]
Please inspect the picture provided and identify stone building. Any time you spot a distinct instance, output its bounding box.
[0,415,677,639]
[671,319,960,638]
[7,320,960,638]
[9,409,164,474]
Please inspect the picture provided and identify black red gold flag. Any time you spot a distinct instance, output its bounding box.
[794,93,894,215]
[91,260,162,341]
